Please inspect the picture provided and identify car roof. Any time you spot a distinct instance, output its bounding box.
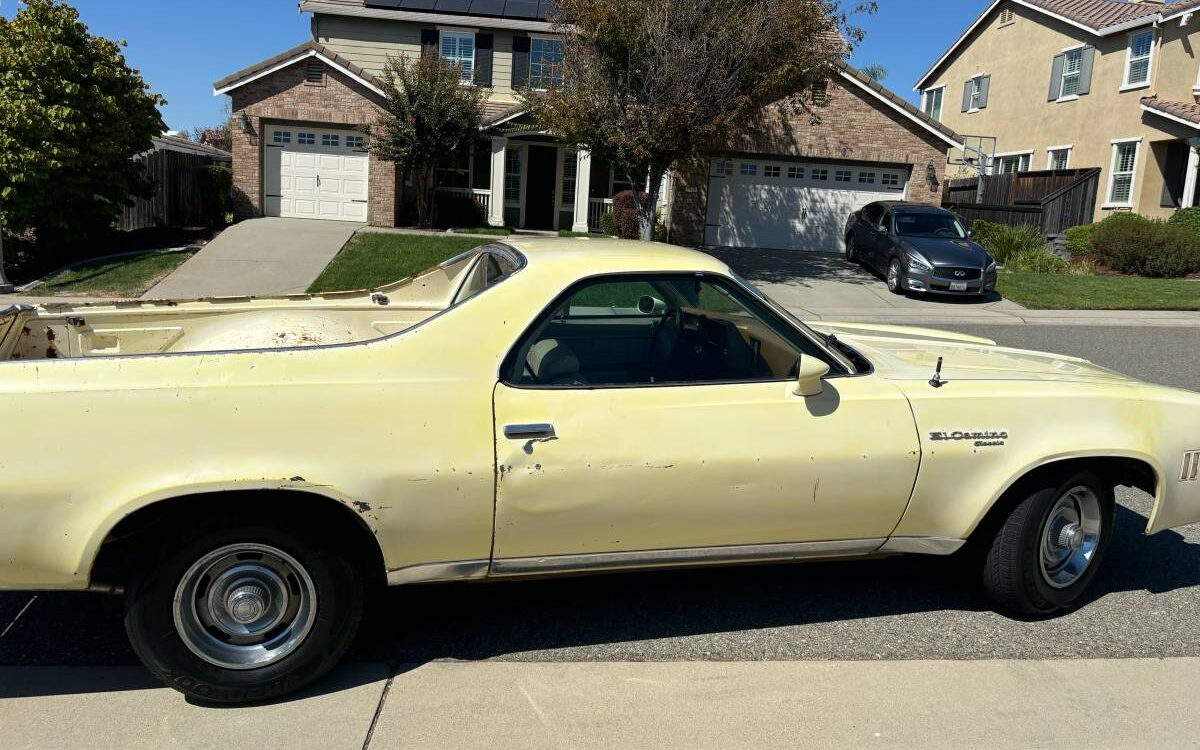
[873,202,948,214]
[501,237,731,275]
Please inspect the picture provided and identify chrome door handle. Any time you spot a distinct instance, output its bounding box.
[504,423,556,440]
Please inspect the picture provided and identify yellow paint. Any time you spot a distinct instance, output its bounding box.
[1,238,1197,590]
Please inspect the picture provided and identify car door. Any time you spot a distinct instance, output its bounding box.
[491,273,921,568]
[857,204,884,270]
[877,207,896,265]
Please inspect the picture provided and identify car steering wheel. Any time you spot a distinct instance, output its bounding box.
[649,309,683,371]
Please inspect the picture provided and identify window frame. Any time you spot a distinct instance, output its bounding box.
[528,35,564,91]
[967,75,984,112]
[995,151,1032,174]
[1046,145,1072,170]
[1104,138,1141,208]
[1058,46,1084,101]
[439,29,476,85]
[499,271,854,389]
[922,84,945,122]
[1121,29,1155,92]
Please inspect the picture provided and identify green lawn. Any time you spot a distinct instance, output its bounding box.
[449,225,512,236]
[32,250,194,297]
[307,233,488,293]
[998,272,1200,310]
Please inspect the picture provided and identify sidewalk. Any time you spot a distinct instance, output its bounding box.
[2,658,1197,749]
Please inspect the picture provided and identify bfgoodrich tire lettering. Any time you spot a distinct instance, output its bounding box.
[124,522,363,703]
[981,470,1114,616]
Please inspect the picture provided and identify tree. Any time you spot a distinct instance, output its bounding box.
[0,0,166,245]
[523,0,872,240]
[371,52,484,227]
[861,63,888,82]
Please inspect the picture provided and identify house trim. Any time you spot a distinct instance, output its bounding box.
[214,47,385,97]
[836,67,964,150]
[1140,104,1200,131]
[298,0,556,33]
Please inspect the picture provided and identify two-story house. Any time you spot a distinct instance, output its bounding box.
[215,0,962,252]
[917,0,1200,220]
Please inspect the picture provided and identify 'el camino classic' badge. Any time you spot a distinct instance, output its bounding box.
[929,430,1009,448]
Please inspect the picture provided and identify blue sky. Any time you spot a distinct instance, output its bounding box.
[1,0,988,134]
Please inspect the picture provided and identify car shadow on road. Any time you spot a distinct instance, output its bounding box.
[1,505,1196,703]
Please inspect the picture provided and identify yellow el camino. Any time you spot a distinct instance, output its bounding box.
[2,238,1198,702]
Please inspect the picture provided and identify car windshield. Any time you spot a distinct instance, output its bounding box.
[895,212,967,239]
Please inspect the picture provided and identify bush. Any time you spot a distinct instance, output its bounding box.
[1168,206,1200,236]
[599,211,616,236]
[610,190,645,239]
[971,221,1044,264]
[195,165,232,226]
[432,192,484,229]
[653,219,668,243]
[1006,247,1068,273]
[1088,216,1200,278]
[1064,223,1096,257]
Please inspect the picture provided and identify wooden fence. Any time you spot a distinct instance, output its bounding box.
[942,168,1101,235]
[119,149,230,231]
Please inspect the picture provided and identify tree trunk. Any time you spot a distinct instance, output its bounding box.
[637,166,666,242]
[415,166,437,227]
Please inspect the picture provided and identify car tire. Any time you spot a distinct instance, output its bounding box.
[845,233,857,262]
[124,519,364,704]
[981,470,1113,616]
[886,258,905,295]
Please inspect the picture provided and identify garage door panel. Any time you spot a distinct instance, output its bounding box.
[266,127,369,222]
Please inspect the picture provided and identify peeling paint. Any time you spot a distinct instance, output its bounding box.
[522,437,558,455]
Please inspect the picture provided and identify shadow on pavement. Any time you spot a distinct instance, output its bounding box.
[1,504,1197,703]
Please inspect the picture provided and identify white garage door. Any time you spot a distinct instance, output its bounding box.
[264,126,369,222]
[704,158,907,251]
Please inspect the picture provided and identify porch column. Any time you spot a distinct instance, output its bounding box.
[1183,137,1200,209]
[489,136,507,227]
[571,148,592,232]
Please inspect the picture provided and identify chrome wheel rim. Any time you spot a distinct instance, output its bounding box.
[887,261,900,291]
[1038,486,1102,589]
[174,543,317,670]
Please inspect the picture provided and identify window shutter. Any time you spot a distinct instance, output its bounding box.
[421,28,439,57]
[961,80,972,112]
[977,75,991,108]
[1047,54,1065,100]
[1077,46,1095,95]
[474,33,494,86]
[512,35,531,88]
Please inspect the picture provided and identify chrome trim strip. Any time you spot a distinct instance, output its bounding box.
[386,560,489,586]
[878,536,966,555]
[491,539,887,576]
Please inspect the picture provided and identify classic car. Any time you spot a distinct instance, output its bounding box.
[1,238,1197,703]
[844,202,998,296]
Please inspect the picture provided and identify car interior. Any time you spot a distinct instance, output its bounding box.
[506,275,835,387]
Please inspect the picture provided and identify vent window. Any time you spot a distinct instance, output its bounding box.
[305,60,325,84]
[1000,7,1014,25]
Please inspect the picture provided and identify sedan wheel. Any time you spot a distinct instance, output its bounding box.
[886,258,904,295]
[845,234,857,262]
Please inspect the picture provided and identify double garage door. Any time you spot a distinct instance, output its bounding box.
[264,126,369,222]
[705,158,907,251]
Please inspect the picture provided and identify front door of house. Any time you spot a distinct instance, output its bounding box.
[524,146,558,230]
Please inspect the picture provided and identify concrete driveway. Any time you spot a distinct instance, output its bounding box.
[142,218,363,299]
[707,247,1027,325]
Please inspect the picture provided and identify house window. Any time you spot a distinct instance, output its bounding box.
[811,168,829,181]
[1048,147,1071,170]
[787,166,805,179]
[297,132,316,145]
[561,150,576,207]
[1060,48,1083,98]
[346,135,365,149]
[504,147,522,202]
[440,30,475,84]
[1107,140,1139,205]
[967,75,984,111]
[713,160,734,177]
[882,173,900,187]
[1124,30,1154,88]
[858,172,876,184]
[922,86,944,122]
[835,170,852,182]
[529,38,564,89]
[740,163,758,176]
[322,134,340,147]
[764,165,781,178]
[273,131,291,144]
[997,153,1031,174]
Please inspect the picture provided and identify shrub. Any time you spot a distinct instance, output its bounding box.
[1088,216,1200,278]
[599,211,616,236]
[1064,223,1096,257]
[1006,247,1068,273]
[971,221,1044,264]
[1168,206,1200,236]
[195,165,232,226]
[610,190,645,239]
[432,192,484,228]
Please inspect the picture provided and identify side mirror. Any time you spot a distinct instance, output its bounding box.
[967,229,976,239]
[793,357,831,397]
[638,295,667,315]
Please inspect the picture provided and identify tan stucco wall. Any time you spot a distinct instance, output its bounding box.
[923,1,1200,221]
[314,14,522,106]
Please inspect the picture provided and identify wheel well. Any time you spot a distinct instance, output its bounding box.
[968,456,1157,543]
[90,491,387,591]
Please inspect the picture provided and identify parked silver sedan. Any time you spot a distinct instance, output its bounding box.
[844,202,998,296]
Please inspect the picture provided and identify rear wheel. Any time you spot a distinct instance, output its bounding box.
[981,471,1113,616]
[886,257,905,294]
[124,521,363,703]
[845,233,858,262]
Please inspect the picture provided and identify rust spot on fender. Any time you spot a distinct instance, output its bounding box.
[352,501,372,513]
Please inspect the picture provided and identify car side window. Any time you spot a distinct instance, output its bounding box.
[504,274,836,388]
[879,208,892,233]
[861,204,882,227]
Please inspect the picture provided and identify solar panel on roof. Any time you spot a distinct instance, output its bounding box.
[467,0,508,16]
[399,0,439,10]
[435,0,474,13]
[504,0,541,19]
[363,0,405,8]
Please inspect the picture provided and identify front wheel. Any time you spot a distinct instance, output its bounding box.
[124,521,364,703]
[981,471,1114,616]
[886,257,905,295]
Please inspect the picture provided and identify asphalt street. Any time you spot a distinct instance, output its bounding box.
[1,324,1198,676]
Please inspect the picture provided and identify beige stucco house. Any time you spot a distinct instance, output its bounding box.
[215,0,961,251]
[916,0,1200,220]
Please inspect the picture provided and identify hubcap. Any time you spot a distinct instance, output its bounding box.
[1038,487,1103,589]
[888,262,900,290]
[174,543,317,670]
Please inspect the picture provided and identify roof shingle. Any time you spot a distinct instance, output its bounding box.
[1140,96,1200,127]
